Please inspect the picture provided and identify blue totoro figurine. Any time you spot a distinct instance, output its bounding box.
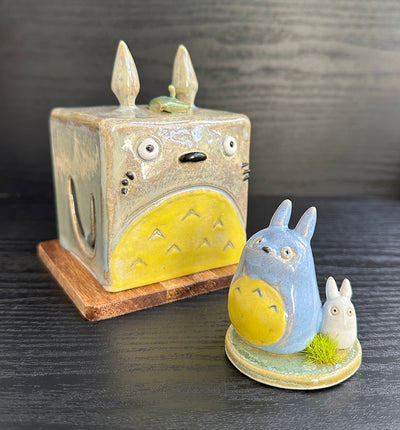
[228,199,322,354]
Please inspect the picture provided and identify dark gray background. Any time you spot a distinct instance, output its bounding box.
[2,0,400,199]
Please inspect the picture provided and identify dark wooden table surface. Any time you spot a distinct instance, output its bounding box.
[1,195,399,430]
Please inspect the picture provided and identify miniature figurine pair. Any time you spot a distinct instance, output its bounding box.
[225,200,361,389]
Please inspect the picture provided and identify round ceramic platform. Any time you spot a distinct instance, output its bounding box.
[225,325,362,390]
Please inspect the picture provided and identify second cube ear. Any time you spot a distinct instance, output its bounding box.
[172,45,198,106]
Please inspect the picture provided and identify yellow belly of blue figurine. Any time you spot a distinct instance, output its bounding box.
[110,188,246,292]
[228,276,287,346]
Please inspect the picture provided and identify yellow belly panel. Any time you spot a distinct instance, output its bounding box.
[110,189,246,292]
[228,276,287,346]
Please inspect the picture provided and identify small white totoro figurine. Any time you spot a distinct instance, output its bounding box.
[321,277,357,349]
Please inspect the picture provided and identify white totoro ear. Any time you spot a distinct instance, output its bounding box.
[171,45,198,106]
[340,278,352,299]
[295,206,317,241]
[326,277,340,300]
[269,199,292,227]
[111,40,140,107]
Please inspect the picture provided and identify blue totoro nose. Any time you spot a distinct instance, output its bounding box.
[179,152,207,163]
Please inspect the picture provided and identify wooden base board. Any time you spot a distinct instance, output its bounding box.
[38,239,236,321]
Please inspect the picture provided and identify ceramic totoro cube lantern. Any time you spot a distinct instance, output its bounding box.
[49,41,250,293]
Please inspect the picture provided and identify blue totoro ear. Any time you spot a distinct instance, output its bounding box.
[269,199,292,227]
[295,206,317,240]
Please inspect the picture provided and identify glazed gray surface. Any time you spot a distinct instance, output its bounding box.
[2,1,400,198]
[0,196,399,429]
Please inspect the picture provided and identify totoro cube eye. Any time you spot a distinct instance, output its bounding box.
[347,308,353,317]
[138,137,160,161]
[222,135,237,156]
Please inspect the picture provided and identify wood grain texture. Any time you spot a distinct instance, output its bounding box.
[2,1,400,198]
[37,239,237,321]
[1,196,400,429]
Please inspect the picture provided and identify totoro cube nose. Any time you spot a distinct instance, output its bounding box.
[179,151,207,163]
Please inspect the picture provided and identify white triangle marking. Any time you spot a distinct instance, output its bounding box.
[166,244,181,254]
[148,228,165,240]
[213,218,224,229]
[181,208,200,221]
[130,257,147,268]
[200,238,211,247]
[223,240,235,251]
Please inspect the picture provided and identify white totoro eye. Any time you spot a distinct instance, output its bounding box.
[222,136,237,156]
[347,308,354,317]
[280,246,294,259]
[330,306,339,316]
[253,237,264,246]
[137,137,160,161]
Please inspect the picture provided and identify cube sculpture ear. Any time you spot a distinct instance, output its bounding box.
[171,45,198,106]
[111,40,140,107]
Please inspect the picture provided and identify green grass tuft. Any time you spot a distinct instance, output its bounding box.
[303,333,342,365]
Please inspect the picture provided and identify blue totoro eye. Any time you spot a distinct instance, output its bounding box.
[280,246,296,260]
[253,236,264,246]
